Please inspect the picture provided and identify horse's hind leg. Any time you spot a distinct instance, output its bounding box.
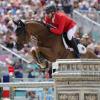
[85,49,97,58]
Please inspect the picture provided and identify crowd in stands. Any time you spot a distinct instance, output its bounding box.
[0,0,54,81]
[0,0,100,81]
[0,0,100,99]
[73,0,100,22]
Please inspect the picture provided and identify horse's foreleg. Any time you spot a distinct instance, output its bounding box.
[30,47,41,63]
[37,46,57,61]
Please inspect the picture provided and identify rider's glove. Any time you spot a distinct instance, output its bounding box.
[47,24,56,30]
[47,24,51,30]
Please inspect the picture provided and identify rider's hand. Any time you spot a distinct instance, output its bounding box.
[47,24,51,30]
[47,24,56,30]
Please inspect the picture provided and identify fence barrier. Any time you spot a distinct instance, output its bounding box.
[73,10,100,42]
[0,44,31,64]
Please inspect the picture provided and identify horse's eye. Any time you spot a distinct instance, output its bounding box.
[16,26,26,36]
[16,28,21,35]
[17,25,22,28]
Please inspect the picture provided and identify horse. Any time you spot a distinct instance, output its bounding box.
[14,20,97,62]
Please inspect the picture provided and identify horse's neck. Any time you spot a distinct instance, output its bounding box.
[28,22,58,46]
[30,22,51,37]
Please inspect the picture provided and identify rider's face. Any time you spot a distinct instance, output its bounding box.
[47,12,54,18]
[48,13,52,18]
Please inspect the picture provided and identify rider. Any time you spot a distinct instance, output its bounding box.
[43,4,81,58]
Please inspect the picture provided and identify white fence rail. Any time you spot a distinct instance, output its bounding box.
[0,81,55,88]
[0,44,31,63]
[73,10,100,42]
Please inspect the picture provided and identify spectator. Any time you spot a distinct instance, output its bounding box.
[80,34,90,47]
[87,37,96,52]
[80,33,97,54]
[20,44,31,56]
[3,73,10,82]
[46,88,54,100]
[10,0,22,8]
[28,69,35,78]
[14,61,23,70]
[45,68,50,79]
[47,62,52,78]
[73,0,79,10]
[61,0,73,16]
[14,70,23,78]
[27,9,34,21]
[3,32,15,49]
[90,0,100,11]
[94,43,100,57]
[79,0,90,12]
[5,58,14,76]
[38,69,44,78]
[34,68,40,78]
[0,19,8,35]
[27,60,40,70]
[26,91,38,100]
[0,87,3,99]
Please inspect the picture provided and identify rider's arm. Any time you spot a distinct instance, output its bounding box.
[43,16,51,24]
[50,16,66,35]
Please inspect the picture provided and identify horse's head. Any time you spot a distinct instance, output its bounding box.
[13,20,30,50]
[14,19,51,51]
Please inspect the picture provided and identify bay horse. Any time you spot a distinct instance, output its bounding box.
[14,20,97,62]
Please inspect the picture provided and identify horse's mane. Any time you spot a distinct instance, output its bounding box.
[25,20,46,28]
[23,19,55,41]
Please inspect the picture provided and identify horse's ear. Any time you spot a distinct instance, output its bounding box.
[19,20,25,26]
[13,20,19,26]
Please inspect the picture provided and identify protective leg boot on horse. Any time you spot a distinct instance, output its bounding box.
[30,47,47,63]
[63,32,86,58]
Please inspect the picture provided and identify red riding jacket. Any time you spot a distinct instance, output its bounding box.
[44,11,76,35]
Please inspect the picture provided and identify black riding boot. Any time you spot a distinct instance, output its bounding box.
[70,38,81,58]
[63,33,81,58]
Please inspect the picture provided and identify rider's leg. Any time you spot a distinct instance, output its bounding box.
[64,25,81,58]
[70,37,81,58]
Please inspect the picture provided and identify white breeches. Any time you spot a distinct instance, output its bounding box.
[67,25,77,40]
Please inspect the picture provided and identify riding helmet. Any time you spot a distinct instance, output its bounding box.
[45,4,57,14]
